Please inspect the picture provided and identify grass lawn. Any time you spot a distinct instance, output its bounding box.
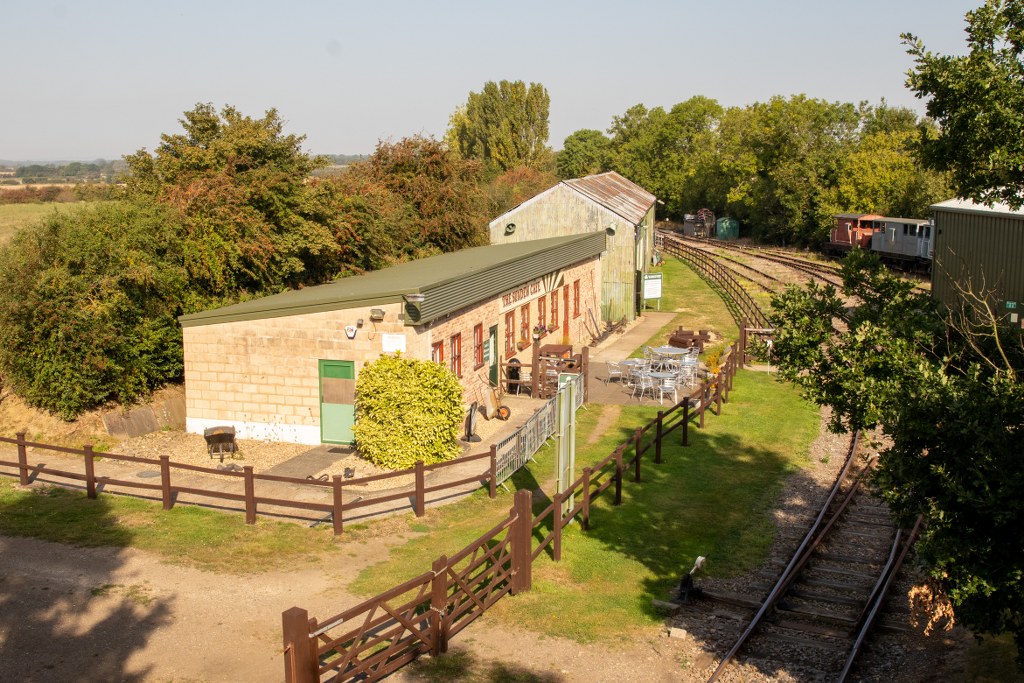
[0,478,345,573]
[352,370,820,642]
[634,255,741,358]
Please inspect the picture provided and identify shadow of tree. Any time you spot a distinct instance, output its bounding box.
[0,482,172,682]
[405,647,563,682]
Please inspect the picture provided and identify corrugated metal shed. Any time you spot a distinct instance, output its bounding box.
[563,171,656,226]
[930,198,1024,315]
[180,233,606,328]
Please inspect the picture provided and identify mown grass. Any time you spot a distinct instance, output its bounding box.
[0,479,344,573]
[636,255,742,358]
[352,371,820,642]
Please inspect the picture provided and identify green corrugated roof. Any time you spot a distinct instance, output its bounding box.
[180,233,605,327]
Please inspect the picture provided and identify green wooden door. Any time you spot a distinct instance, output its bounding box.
[488,325,499,387]
[319,360,355,445]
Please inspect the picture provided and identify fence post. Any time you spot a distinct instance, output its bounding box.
[281,607,317,683]
[552,491,563,562]
[722,367,730,403]
[633,428,642,483]
[159,455,172,510]
[430,555,449,656]
[332,475,344,536]
[581,346,590,403]
[244,466,256,525]
[716,374,723,414]
[510,489,533,594]
[488,445,497,499]
[682,402,690,446]
[699,384,707,429]
[655,411,664,465]
[84,445,96,499]
[614,448,623,506]
[581,468,591,531]
[415,460,425,517]
[16,432,28,486]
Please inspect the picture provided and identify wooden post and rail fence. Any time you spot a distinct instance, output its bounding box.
[282,339,746,683]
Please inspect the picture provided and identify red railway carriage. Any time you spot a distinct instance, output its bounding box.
[831,213,885,251]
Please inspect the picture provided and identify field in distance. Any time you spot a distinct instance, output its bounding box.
[0,202,82,245]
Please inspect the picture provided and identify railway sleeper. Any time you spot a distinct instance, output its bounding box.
[814,551,888,568]
[775,600,857,626]
[787,585,871,607]
[801,565,879,585]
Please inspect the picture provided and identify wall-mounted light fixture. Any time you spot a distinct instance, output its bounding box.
[369,308,386,322]
[606,223,617,236]
[504,222,516,235]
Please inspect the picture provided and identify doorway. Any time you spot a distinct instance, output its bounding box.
[319,359,355,444]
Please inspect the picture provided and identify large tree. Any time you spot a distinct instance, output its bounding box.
[446,80,552,174]
[331,136,488,266]
[123,103,342,301]
[771,250,1024,657]
[904,0,1024,208]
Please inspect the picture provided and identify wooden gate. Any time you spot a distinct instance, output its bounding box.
[284,490,533,683]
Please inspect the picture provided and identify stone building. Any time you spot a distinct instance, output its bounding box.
[488,171,656,323]
[179,233,605,445]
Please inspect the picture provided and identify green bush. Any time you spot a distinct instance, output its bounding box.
[352,354,464,470]
[0,201,187,418]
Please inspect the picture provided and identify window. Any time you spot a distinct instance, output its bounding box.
[550,291,559,329]
[537,297,546,336]
[505,311,516,356]
[431,341,444,364]
[903,224,909,236]
[450,333,462,378]
[573,280,581,318]
[520,304,531,347]
[473,323,484,369]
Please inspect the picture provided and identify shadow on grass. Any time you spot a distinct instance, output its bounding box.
[0,482,171,682]
[405,647,562,683]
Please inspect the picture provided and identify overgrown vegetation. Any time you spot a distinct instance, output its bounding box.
[352,354,465,469]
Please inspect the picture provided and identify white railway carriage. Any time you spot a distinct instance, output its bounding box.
[870,217,933,268]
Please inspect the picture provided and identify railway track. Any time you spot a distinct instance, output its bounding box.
[695,433,921,682]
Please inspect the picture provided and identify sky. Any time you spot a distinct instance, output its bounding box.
[1,0,980,162]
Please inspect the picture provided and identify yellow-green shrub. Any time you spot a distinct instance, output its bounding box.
[352,354,464,470]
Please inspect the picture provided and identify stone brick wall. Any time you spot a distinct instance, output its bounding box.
[182,256,602,445]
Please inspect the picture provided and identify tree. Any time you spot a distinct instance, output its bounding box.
[0,201,187,418]
[333,136,488,264]
[123,103,342,300]
[351,354,464,469]
[770,250,1024,657]
[446,81,552,174]
[556,129,610,179]
[904,0,1024,208]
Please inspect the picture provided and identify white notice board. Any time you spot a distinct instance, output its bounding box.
[644,273,663,299]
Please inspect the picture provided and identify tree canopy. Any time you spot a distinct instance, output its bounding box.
[558,96,949,245]
[446,80,552,174]
[123,103,342,301]
[904,0,1024,208]
[770,250,1024,656]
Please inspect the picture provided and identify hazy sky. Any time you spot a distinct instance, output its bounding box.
[2,0,979,161]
